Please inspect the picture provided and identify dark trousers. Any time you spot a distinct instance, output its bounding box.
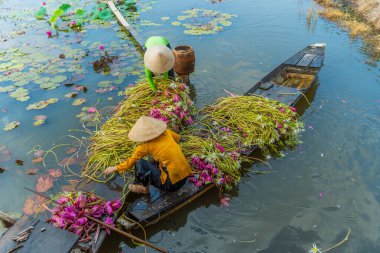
[134,159,187,192]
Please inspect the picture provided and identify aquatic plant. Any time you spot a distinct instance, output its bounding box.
[46,191,121,241]
[199,95,304,157]
[172,9,236,35]
[82,78,194,181]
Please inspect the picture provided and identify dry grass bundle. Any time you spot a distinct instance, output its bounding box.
[342,20,372,37]
[320,8,348,21]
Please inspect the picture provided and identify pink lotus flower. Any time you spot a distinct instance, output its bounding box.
[215,143,225,153]
[110,200,122,210]
[42,1,46,5]
[76,217,87,226]
[99,44,104,50]
[105,201,113,215]
[46,31,52,38]
[98,7,102,11]
[71,21,76,26]
[57,196,68,205]
[89,195,98,202]
[88,107,96,113]
[277,123,283,129]
[151,99,158,105]
[211,168,219,175]
[180,84,187,91]
[290,106,297,112]
[220,195,231,208]
[230,152,238,161]
[173,94,181,102]
[164,90,171,98]
[279,107,285,113]
[195,181,203,188]
[179,111,186,120]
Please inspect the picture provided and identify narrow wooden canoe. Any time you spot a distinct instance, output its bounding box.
[117,43,326,231]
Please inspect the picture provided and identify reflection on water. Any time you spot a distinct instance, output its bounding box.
[1,0,380,252]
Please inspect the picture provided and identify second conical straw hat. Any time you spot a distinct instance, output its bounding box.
[144,45,175,74]
[128,116,167,142]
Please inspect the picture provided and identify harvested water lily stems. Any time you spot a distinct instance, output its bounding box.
[83,78,194,181]
[200,95,304,156]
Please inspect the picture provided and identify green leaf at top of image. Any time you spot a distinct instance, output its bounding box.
[76,9,88,19]
[34,7,47,19]
[3,121,20,131]
[54,8,64,17]
[59,4,71,12]
[99,9,113,20]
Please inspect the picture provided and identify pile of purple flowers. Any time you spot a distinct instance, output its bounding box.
[47,192,121,241]
[188,156,226,188]
[149,83,194,131]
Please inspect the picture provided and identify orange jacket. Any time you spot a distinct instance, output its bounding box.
[116,130,191,184]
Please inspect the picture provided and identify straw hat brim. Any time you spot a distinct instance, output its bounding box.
[144,45,175,74]
[128,116,167,142]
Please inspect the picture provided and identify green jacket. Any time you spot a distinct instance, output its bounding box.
[144,36,170,91]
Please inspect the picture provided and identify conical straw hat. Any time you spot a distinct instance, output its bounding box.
[144,45,175,74]
[128,116,167,142]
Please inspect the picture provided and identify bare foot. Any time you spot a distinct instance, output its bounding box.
[128,184,149,194]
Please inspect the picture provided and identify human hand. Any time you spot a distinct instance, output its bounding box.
[104,166,117,175]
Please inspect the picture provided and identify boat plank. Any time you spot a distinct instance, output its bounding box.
[0,215,79,253]
[297,53,316,67]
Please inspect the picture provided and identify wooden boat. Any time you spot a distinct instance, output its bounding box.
[117,43,326,231]
[0,43,326,253]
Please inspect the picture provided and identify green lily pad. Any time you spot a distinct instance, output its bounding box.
[161,17,170,21]
[171,21,181,26]
[72,98,86,106]
[98,10,113,20]
[26,98,58,110]
[97,80,112,88]
[34,7,47,19]
[0,86,16,93]
[59,4,71,12]
[10,88,29,101]
[4,121,20,131]
[76,9,88,18]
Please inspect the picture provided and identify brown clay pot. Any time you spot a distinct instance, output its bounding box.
[172,45,195,75]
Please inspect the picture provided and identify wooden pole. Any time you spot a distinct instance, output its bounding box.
[24,188,169,253]
[105,1,145,52]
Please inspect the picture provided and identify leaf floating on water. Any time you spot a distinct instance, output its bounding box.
[0,144,11,162]
[32,157,43,163]
[23,195,45,215]
[66,147,78,154]
[48,169,62,178]
[15,159,24,166]
[73,85,88,93]
[26,98,58,110]
[9,87,30,101]
[97,80,112,88]
[3,121,20,131]
[0,85,16,93]
[161,16,170,21]
[171,21,181,26]
[36,176,53,192]
[33,150,45,157]
[65,92,78,98]
[59,157,76,166]
[72,98,86,106]
[26,168,39,175]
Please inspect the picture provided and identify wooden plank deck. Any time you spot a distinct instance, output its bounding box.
[0,216,79,253]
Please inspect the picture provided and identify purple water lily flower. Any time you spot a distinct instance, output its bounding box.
[211,168,219,175]
[215,143,225,153]
[186,116,194,125]
[111,200,122,211]
[57,196,68,205]
[76,217,87,226]
[279,107,285,113]
[105,201,113,215]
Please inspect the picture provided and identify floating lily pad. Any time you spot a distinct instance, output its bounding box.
[97,80,112,88]
[27,98,58,110]
[72,98,86,106]
[65,92,78,98]
[33,115,47,126]
[161,17,170,21]
[26,168,39,175]
[173,9,236,35]
[10,87,29,101]
[48,169,62,178]
[0,86,16,93]
[3,121,20,131]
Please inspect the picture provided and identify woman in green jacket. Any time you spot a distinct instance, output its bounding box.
[144,36,175,91]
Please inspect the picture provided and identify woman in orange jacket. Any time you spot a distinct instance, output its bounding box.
[104,116,191,194]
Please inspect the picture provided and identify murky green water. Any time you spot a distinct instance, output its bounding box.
[1,0,380,252]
